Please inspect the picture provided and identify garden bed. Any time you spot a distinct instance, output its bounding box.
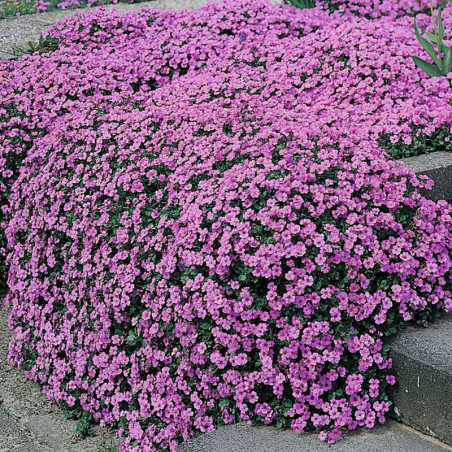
[0,1,451,452]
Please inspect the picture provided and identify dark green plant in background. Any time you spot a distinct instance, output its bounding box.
[412,4,452,77]
[284,0,316,9]
[0,0,36,18]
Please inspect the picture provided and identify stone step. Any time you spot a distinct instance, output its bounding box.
[178,419,452,452]
[401,151,452,202]
[388,313,452,446]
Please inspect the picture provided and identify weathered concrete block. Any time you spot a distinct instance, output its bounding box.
[401,152,452,202]
[178,419,452,452]
[388,314,452,446]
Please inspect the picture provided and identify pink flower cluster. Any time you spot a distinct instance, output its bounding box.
[1,1,452,451]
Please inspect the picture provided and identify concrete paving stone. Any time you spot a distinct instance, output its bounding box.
[178,420,452,452]
[402,151,452,202]
[388,313,452,446]
[390,313,452,374]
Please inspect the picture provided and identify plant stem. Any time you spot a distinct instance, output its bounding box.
[430,0,438,43]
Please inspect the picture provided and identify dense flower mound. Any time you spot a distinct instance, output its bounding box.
[5,57,452,450]
[1,1,452,451]
[0,0,335,285]
[2,0,451,286]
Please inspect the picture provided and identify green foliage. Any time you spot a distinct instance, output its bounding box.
[284,0,316,10]
[14,35,59,56]
[74,411,94,437]
[97,443,118,452]
[412,6,452,77]
[379,123,452,159]
[61,402,95,438]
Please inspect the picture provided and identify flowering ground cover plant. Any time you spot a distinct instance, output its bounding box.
[1,0,452,451]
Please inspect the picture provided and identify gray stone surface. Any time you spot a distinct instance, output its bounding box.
[0,406,54,452]
[388,314,452,446]
[402,152,452,202]
[0,51,14,59]
[178,420,452,452]
[0,18,49,56]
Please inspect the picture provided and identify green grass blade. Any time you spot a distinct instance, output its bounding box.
[443,47,452,75]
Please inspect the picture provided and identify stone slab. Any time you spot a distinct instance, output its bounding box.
[178,420,452,452]
[388,313,452,446]
[402,152,452,202]
[0,406,53,452]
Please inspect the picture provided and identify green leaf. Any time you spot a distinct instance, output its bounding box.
[238,274,247,281]
[425,32,439,44]
[286,0,315,8]
[412,56,443,77]
[200,322,211,330]
[414,20,441,67]
[443,46,452,75]
[126,331,137,342]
